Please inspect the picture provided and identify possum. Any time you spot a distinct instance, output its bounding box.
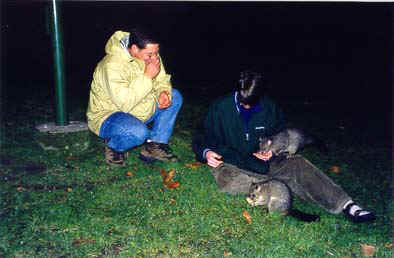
[259,128,325,158]
[246,180,320,222]
[246,180,290,214]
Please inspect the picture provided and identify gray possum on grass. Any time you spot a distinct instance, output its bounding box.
[246,179,320,222]
[259,128,327,158]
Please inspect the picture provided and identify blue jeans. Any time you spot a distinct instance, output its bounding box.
[99,89,183,152]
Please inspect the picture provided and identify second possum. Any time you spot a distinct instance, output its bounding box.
[246,180,320,222]
[246,180,290,214]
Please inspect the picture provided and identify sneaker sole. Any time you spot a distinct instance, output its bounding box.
[139,154,178,163]
[105,160,126,167]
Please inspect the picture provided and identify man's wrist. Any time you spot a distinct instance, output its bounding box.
[143,73,154,79]
[203,148,211,160]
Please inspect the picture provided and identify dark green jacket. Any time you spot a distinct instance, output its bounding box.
[192,92,285,174]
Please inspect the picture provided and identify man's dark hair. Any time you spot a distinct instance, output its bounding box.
[237,70,263,106]
[128,26,160,49]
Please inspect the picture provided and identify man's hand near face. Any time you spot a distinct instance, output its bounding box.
[144,57,160,79]
[158,91,171,109]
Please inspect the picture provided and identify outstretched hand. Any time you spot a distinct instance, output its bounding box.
[206,151,223,168]
[253,150,273,161]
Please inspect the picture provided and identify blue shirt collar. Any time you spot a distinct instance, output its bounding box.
[234,91,261,113]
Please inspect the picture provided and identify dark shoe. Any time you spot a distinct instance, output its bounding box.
[139,142,178,163]
[104,140,127,167]
[343,202,376,223]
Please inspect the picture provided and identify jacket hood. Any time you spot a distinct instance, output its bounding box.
[104,31,133,61]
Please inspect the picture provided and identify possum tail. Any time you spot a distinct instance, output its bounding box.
[288,209,320,222]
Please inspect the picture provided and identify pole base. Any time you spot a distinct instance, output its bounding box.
[36,121,88,134]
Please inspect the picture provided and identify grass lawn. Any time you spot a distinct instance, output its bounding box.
[0,85,392,257]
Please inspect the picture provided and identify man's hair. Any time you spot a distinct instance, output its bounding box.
[237,70,263,106]
[128,26,160,49]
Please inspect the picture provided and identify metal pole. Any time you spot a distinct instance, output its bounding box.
[48,0,68,126]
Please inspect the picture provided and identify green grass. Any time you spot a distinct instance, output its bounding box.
[0,88,392,257]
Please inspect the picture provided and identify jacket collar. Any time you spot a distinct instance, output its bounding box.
[120,34,133,60]
[234,92,240,113]
[234,91,262,113]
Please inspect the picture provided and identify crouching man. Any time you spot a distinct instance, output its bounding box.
[87,27,182,167]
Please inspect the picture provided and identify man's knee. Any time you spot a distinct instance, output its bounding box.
[125,124,149,145]
[171,88,183,107]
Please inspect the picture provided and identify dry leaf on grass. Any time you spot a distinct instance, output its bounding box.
[72,238,96,247]
[385,242,394,248]
[329,165,340,173]
[166,181,180,189]
[224,251,232,256]
[242,210,252,224]
[360,244,375,257]
[67,187,73,192]
[126,171,135,177]
[185,161,203,169]
[160,169,167,181]
[164,169,175,183]
[160,169,180,189]
[17,186,26,192]
[66,155,78,161]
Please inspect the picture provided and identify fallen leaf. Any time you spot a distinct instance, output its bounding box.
[160,169,167,182]
[126,171,135,177]
[66,155,78,161]
[329,165,340,173]
[165,169,175,183]
[72,238,96,247]
[169,198,176,203]
[385,242,394,248]
[107,228,118,235]
[166,181,180,189]
[17,186,26,192]
[224,251,232,256]
[185,161,203,169]
[360,244,375,257]
[242,210,252,224]
[160,169,180,189]
[67,187,73,192]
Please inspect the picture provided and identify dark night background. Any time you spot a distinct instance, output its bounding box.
[1,1,393,130]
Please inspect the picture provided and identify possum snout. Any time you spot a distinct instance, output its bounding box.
[258,137,272,152]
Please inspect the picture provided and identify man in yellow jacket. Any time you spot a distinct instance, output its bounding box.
[87,28,183,167]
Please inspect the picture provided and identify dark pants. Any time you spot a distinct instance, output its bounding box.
[212,155,351,214]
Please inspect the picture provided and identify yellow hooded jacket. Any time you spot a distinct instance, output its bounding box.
[86,31,172,135]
